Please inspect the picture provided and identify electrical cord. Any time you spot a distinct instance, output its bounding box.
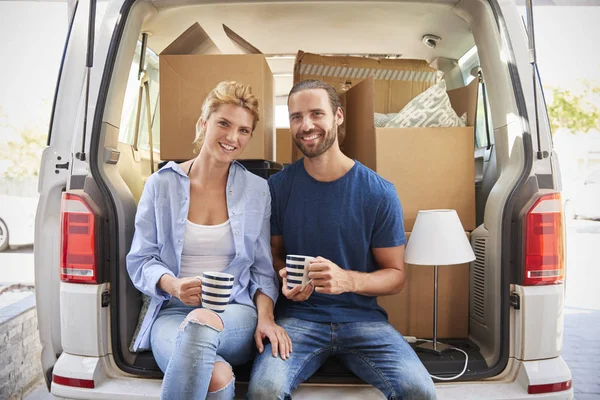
[417,340,469,381]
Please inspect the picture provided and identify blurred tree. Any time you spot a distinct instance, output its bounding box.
[546,82,600,134]
[0,104,46,178]
[0,102,49,179]
[0,126,46,178]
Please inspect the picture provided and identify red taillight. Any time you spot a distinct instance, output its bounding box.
[60,193,97,283]
[523,193,565,286]
[53,374,95,389]
[528,380,572,394]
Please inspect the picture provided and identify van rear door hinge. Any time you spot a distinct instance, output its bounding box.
[101,291,110,307]
[510,293,521,310]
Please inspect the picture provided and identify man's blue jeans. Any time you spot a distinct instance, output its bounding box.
[248,317,436,400]
[150,297,258,400]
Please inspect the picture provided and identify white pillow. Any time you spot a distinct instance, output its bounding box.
[384,80,467,128]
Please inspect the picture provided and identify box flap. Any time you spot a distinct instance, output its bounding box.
[343,76,377,171]
[447,77,479,127]
[160,23,211,55]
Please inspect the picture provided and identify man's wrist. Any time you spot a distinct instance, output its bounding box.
[345,270,361,293]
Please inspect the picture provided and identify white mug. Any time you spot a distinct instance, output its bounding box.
[200,272,234,313]
[285,255,315,290]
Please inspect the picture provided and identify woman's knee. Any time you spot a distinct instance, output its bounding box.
[208,361,233,393]
[184,308,224,331]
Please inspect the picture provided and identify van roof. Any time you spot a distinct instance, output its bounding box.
[140,1,475,97]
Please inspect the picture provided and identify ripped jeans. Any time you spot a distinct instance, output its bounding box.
[150,297,258,400]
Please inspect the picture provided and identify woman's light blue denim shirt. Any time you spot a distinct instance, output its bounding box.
[127,161,279,351]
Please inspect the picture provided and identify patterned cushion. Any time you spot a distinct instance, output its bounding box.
[384,80,467,128]
[129,293,152,352]
[374,112,396,128]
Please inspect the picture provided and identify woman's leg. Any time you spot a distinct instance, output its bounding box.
[151,302,258,400]
[206,360,235,400]
[160,308,224,400]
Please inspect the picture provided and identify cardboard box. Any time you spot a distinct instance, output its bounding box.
[342,76,477,231]
[292,52,477,231]
[293,51,438,165]
[159,26,275,161]
[276,128,292,164]
[378,232,471,339]
[294,51,439,113]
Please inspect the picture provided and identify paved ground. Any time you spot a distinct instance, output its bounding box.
[563,307,600,400]
[14,219,600,399]
[562,219,600,399]
[0,246,35,285]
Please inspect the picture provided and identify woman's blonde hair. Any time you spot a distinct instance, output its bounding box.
[193,81,260,153]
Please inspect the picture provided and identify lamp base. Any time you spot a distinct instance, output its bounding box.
[416,341,454,355]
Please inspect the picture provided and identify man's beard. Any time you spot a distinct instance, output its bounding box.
[294,123,337,159]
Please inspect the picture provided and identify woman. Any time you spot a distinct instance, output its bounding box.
[126,81,290,400]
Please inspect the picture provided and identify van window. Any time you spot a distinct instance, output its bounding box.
[459,47,494,149]
[118,41,160,152]
[475,81,494,149]
[275,105,290,128]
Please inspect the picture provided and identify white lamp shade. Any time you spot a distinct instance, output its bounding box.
[405,209,476,266]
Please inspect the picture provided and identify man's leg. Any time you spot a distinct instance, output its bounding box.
[335,321,436,400]
[247,317,332,400]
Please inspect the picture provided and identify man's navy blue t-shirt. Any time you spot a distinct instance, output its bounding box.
[268,159,406,323]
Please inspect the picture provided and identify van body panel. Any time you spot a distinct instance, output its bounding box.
[35,0,97,385]
[496,0,554,177]
[50,352,572,399]
[513,284,564,361]
[60,282,111,357]
[34,164,67,385]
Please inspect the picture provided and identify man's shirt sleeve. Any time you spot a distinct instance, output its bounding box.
[372,184,407,248]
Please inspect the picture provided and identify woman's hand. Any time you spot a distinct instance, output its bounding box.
[254,317,292,360]
[174,277,203,306]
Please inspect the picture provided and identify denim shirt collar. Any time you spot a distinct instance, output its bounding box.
[159,159,247,179]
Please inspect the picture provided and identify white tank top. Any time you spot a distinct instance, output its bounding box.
[179,219,236,278]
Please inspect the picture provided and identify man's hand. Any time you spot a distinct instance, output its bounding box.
[254,316,292,360]
[308,256,355,295]
[280,268,314,302]
[175,277,203,306]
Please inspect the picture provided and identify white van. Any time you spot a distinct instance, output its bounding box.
[35,0,573,398]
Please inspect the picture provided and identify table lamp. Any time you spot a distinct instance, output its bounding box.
[405,209,476,355]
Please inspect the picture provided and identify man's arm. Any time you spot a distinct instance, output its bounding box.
[309,245,406,296]
[349,245,405,296]
[271,235,286,279]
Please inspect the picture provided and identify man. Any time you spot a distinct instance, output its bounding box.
[248,80,436,399]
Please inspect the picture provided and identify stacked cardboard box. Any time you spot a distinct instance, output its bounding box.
[293,51,477,339]
[159,25,275,161]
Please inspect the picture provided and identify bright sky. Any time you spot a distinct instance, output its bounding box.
[0,3,599,138]
[518,6,600,88]
[0,2,67,137]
